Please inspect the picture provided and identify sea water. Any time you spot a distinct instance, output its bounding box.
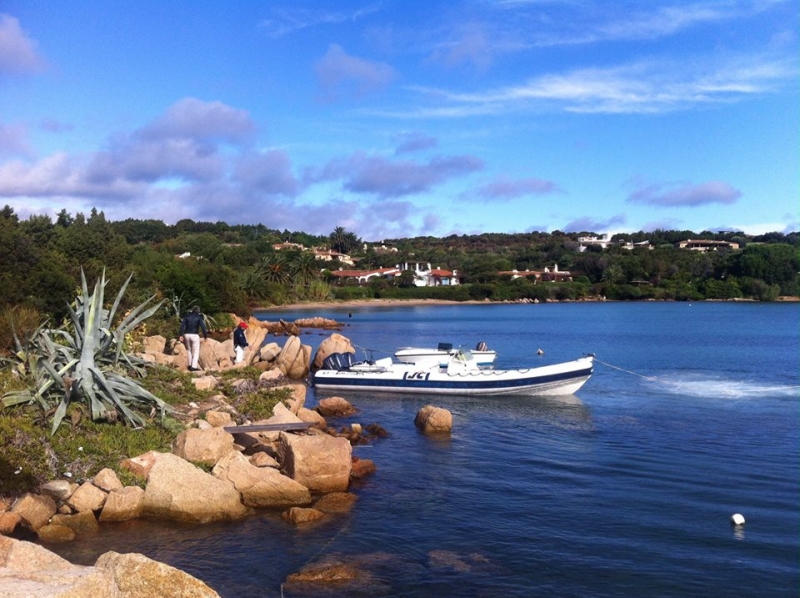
[49,302,800,597]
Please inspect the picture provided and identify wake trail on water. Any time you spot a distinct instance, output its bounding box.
[648,374,800,400]
[595,358,799,400]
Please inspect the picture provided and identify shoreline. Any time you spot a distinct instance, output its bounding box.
[254,298,489,311]
[255,296,800,312]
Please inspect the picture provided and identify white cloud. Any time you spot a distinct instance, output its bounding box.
[0,14,45,76]
[627,180,741,207]
[315,44,396,100]
[404,52,796,115]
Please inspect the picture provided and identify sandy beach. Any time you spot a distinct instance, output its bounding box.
[254,296,798,312]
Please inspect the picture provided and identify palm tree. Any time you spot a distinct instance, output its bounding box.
[291,251,321,287]
[257,253,290,285]
[329,227,348,253]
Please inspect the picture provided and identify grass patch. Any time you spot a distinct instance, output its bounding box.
[138,364,213,406]
[235,387,293,421]
[0,407,184,495]
[0,413,55,495]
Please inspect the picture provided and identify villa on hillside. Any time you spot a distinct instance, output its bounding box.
[577,233,613,251]
[329,262,459,287]
[329,267,400,285]
[272,242,305,251]
[677,239,740,251]
[498,265,572,282]
[313,248,354,266]
[621,240,653,250]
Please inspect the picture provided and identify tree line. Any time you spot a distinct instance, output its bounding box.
[0,205,797,352]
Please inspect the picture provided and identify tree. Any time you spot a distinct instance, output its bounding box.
[329,227,360,254]
[292,251,321,287]
[257,253,291,285]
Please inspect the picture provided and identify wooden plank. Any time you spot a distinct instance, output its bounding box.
[223,422,313,434]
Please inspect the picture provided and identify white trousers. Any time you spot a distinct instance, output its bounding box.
[234,346,245,364]
[184,333,200,369]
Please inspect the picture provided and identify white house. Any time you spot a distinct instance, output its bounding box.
[577,233,613,251]
[398,262,459,286]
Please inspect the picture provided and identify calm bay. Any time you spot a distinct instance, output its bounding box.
[50,302,800,597]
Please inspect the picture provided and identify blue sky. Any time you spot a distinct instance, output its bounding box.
[0,1,797,241]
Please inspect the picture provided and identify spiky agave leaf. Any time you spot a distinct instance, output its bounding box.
[111,296,163,364]
[105,372,174,419]
[88,366,145,428]
[3,268,174,434]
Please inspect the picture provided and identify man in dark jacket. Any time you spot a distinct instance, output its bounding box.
[178,306,208,371]
[233,321,249,364]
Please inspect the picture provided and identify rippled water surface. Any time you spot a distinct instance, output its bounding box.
[51,302,800,597]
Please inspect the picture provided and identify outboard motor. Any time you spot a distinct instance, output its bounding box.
[323,353,345,371]
[341,351,355,369]
[475,341,488,352]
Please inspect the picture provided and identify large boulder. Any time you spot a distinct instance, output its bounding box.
[66,482,108,514]
[297,407,327,428]
[212,451,311,509]
[0,537,221,597]
[316,396,357,417]
[99,486,146,522]
[259,342,281,362]
[92,468,123,493]
[120,451,160,480]
[40,480,77,502]
[35,523,76,544]
[142,452,251,523]
[414,405,453,434]
[0,512,21,536]
[240,402,304,444]
[282,507,326,526]
[313,333,355,369]
[278,433,352,492]
[140,335,167,358]
[243,326,269,365]
[50,511,100,535]
[275,336,311,379]
[92,550,221,597]
[205,410,233,428]
[10,493,57,531]
[198,338,221,370]
[173,427,235,466]
[210,339,234,369]
[275,383,306,413]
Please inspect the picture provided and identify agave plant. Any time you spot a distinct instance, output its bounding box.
[2,269,173,435]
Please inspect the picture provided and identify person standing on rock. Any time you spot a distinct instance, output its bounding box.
[233,321,249,364]
[179,306,208,371]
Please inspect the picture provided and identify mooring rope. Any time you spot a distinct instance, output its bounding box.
[352,344,393,359]
[279,505,356,598]
[593,357,659,381]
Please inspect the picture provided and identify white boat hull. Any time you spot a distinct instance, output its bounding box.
[314,355,594,396]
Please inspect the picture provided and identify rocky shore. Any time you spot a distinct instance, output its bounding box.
[0,318,456,595]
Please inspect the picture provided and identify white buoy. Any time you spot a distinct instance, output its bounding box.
[731,513,745,526]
